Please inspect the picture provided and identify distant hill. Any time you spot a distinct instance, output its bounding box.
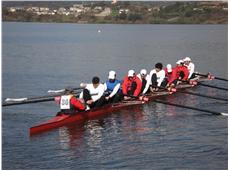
[2,1,228,24]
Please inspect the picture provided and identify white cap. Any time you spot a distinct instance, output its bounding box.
[176,60,184,65]
[108,70,116,79]
[128,70,135,77]
[183,57,191,62]
[166,64,172,72]
[140,69,147,75]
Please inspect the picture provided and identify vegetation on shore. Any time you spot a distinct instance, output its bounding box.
[2,1,228,24]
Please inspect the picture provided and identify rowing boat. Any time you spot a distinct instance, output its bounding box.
[30,77,210,136]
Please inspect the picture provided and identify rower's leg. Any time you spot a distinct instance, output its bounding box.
[161,78,168,88]
[112,91,123,103]
[83,89,92,101]
[151,74,158,87]
[189,73,196,79]
[179,71,185,80]
[82,89,94,108]
[94,96,106,108]
[129,82,137,96]
[141,79,147,93]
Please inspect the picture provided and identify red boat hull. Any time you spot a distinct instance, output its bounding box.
[30,77,209,136]
[30,100,145,135]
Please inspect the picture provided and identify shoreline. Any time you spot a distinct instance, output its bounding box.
[2,20,228,25]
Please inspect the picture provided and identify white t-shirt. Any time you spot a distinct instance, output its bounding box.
[186,62,195,79]
[79,84,105,102]
[149,69,166,87]
[137,74,151,94]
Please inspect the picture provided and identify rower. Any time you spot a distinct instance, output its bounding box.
[163,64,178,88]
[122,69,142,100]
[59,88,86,115]
[104,70,122,103]
[79,76,105,109]
[175,60,189,82]
[183,57,195,79]
[137,69,151,94]
[149,62,165,92]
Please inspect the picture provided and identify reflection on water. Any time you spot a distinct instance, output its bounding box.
[58,125,85,149]
[56,106,149,150]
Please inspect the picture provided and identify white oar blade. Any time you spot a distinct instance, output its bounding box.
[220,112,228,116]
[80,83,87,88]
[5,98,28,102]
[47,89,65,94]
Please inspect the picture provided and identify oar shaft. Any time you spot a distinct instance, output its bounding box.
[214,77,228,81]
[154,99,224,115]
[197,82,228,91]
[177,91,228,101]
[2,98,54,106]
[3,93,81,107]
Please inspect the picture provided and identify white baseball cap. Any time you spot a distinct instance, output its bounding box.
[176,60,184,65]
[183,57,191,62]
[128,70,135,77]
[140,69,147,75]
[108,70,116,79]
[166,64,172,72]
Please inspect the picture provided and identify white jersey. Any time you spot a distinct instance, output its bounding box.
[149,69,165,87]
[186,62,195,79]
[137,73,151,94]
[79,83,105,102]
[60,95,72,110]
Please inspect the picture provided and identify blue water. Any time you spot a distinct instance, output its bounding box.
[2,22,227,170]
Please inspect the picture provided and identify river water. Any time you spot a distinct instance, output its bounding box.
[2,22,228,170]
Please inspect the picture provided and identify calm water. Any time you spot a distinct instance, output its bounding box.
[2,22,228,170]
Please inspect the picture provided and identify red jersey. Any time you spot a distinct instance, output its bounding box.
[176,65,189,81]
[70,97,85,111]
[122,75,142,97]
[164,67,178,84]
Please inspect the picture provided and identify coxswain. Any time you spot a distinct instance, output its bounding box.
[183,57,195,79]
[59,88,86,115]
[104,70,122,103]
[163,64,178,88]
[122,70,142,100]
[176,60,189,82]
[149,62,166,92]
[79,76,105,109]
[137,69,151,94]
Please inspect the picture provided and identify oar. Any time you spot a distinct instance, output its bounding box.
[3,97,56,106]
[48,87,83,94]
[181,80,228,91]
[124,95,149,102]
[154,99,227,116]
[197,82,228,91]
[3,91,81,107]
[176,90,228,101]
[195,72,228,82]
[151,85,227,101]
